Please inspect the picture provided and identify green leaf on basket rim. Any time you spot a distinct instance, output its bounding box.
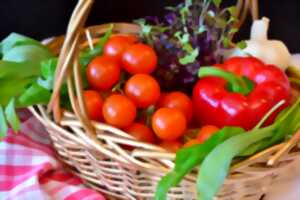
[80,24,114,67]
[155,126,245,200]
[4,99,20,132]
[197,126,274,200]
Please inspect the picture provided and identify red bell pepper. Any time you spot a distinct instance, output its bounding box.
[193,57,291,130]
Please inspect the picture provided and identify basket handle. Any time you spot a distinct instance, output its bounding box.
[48,0,94,122]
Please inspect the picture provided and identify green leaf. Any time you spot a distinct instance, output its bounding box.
[238,138,270,156]
[236,41,247,49]
[175,32,190,45]
[229,28,239,34]
[36,58,58,90]
[0,77,35,106]
[212,0,222,7]
[80,24,114,67]
[227,16,238,24]
[155,127,244,200]
[18,83,51,107]
[0,33,48,55]
[227,6,238,16]
[0,106,8,138]
[5,99,20,132]
[197,126,274,200]
[3,45,54,64]
[0,60,40,79]
[222,37,230,48]
[40,58,57,79]
[179,48,199,65]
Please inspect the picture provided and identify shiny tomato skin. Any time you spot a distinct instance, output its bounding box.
[124,123,156,144]
[152,108,187,141]
[125,74,161,108]
[157,91,193,122]
[87,55,121,90]
[159,140,182,153]
[196,125,220,143]
[104,35,137,61]
[122,43,158,74]
[83,90,103,121]
[102,94,137,128]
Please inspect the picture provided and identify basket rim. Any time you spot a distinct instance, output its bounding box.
[36,21,300,171]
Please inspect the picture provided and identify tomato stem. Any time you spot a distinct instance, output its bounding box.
[198,67,254,96]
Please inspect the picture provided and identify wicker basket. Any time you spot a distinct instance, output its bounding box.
[28,0,300,199]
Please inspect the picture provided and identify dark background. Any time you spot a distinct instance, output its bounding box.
[1,0,299,52]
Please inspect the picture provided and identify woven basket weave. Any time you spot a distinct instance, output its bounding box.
[28,0,300,199]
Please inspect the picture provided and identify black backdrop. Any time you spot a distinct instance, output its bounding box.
[1,0,300,52]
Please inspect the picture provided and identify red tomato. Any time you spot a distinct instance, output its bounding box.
[125,74,161,108]
[83,90,103,121]
[196,125,220,143]
[157,91,193,122]
[152,108,187,141]
[102,94,137,128]
[122,43,158,74]
[159,140,182,153]
[104,35,137,61]
[87,55,120,90]
[124,123,156,144]
[183,139,201,148]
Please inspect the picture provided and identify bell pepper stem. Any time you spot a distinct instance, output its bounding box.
[198,67,254,95]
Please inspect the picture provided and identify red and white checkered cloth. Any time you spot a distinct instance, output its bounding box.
[0,110,106,200]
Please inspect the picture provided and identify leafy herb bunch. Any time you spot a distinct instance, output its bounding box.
[136,0,243,92]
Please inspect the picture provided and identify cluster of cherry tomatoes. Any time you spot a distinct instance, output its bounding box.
[83,34,219,152]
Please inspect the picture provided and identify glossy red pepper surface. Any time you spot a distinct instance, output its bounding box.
[193,57,291,130]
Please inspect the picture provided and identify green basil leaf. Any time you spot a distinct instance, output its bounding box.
[197,126,274,200]
[18,83,51,107]
[40,58,57,79]
[155,127,244,200]
[238,138,270,156]
[5,99,20,132]
[35,58,58,90]
[0,60,40,79]
[0,33,47,55]
[0,77,35,106]
[3,45,53,64]
[179,48,199,65]
[0,106,8,138]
